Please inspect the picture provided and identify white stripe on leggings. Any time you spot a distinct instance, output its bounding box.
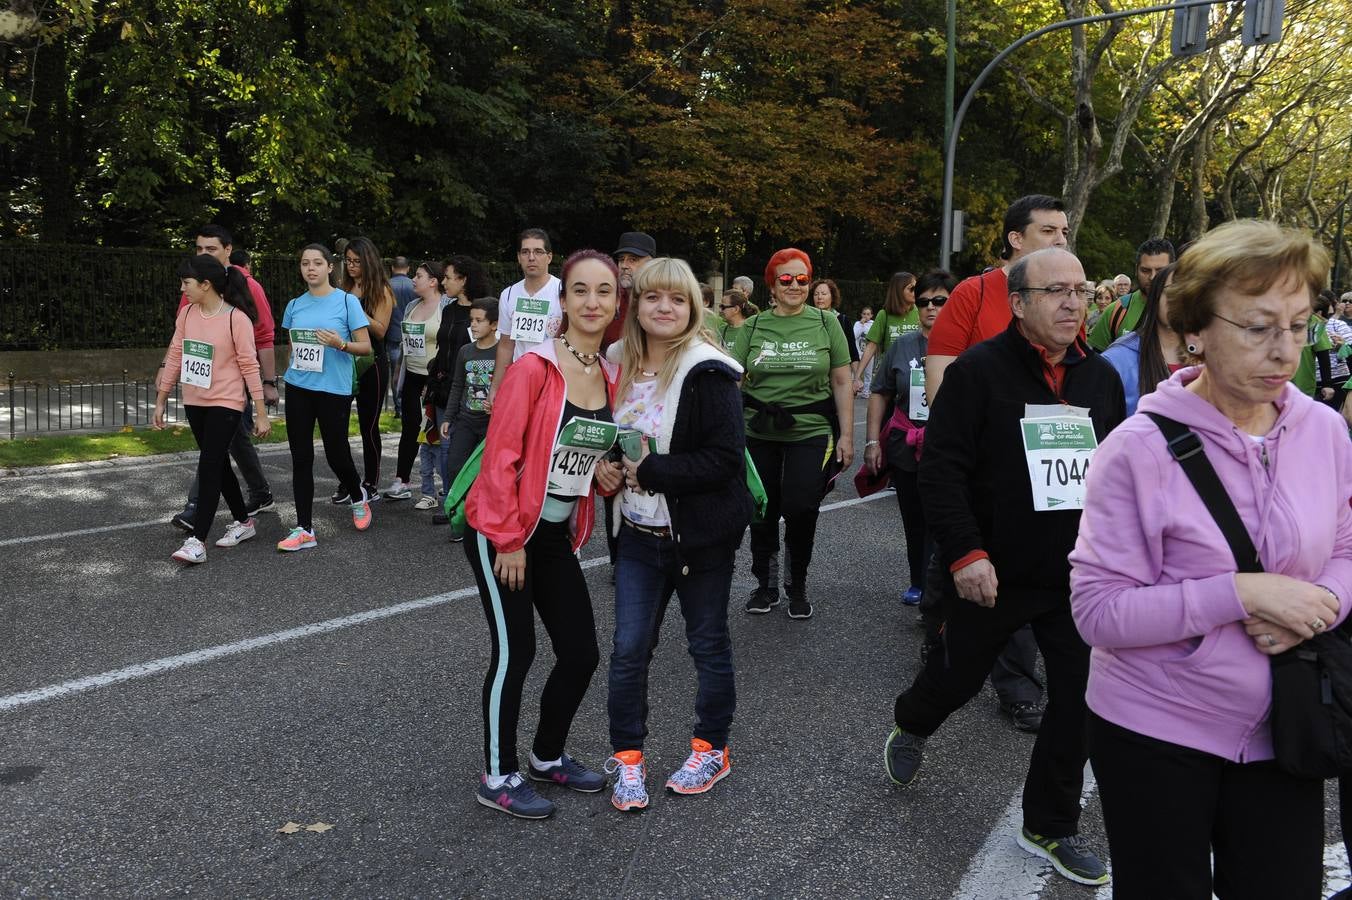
[477,531,512,776]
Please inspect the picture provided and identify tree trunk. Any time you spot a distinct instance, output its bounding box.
[1149,152,1184,237]
[1186,124,1212,240]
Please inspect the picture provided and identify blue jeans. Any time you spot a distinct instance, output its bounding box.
[608,525,736,752]
[419,406,447,498]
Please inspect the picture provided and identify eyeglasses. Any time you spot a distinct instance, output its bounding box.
[344,257,361,267]
[915,296,948,309]
[776,273,811,287]
[719,303,738,310]
[1020,285,1093,303]
[518,248,550,258]
[1213,313,1313,347]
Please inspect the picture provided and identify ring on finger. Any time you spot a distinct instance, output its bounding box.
[1266,634,1278,647]
[1310,618,1328,632]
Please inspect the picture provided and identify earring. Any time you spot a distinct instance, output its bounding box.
[1186,343,1198,354]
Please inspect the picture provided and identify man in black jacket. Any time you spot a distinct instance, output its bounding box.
[883,248,1125,888]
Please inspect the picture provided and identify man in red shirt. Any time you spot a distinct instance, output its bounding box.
[918,195,1070,732]
[926,195,1070,404]
[171,224,277,531]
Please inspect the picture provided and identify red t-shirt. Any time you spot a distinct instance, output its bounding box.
[177,268,275,350]
[601,288,631,350]
[927,267,1009,357]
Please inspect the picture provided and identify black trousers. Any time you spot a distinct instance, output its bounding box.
[893,586,1089,836]
[747,434,830,588]
[1091,713,1324,899]
[395,370,428,481]
[354,353,387,487]
[892,466,927,592]
[185,405,249,543]
[919,552,1043,706]
[465,520,600,776]
[285,384,362,531]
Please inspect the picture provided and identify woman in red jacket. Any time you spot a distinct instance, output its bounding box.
[464,249,622,820]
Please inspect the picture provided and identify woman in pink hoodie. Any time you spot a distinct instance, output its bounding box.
[1070,219,1352,899]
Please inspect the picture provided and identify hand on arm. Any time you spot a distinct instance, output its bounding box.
[865,392,888,473]
[1235,573,1340,640]
[954,558,999,607]
[494,549,527,591]
[830,365,854,468]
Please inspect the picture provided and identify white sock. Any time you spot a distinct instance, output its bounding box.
[530,752,562,769]
[484,772,512,789]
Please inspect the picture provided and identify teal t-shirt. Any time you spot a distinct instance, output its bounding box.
[281,289,370,396]
[864,307,921,352]
[729,305,850,442]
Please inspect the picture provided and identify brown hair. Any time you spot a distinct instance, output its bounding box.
[810,278,841,310]
[882,271,915,319]
[1168,220,1329,346]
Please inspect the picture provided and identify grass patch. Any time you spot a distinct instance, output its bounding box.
[0,412,400,469]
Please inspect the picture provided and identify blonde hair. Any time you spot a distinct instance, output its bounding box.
[1168,220,1330,358]
[618,257,724,400]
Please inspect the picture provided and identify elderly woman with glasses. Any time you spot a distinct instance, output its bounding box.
[728,248,854,621]
[1070,220,1352,898]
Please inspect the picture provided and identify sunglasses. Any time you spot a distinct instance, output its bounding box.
[719,303,738,310]
[915,296,948,309]
[776,273,811,286]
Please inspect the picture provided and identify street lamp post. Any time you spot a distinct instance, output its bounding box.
[939,0,1237,270]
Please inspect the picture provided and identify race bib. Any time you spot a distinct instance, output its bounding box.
[621,487,662,520]
[908,366,928,421]
[181,339,214,388]
[402,320,427,359]
[1021,416,1098,511]
[290,329,325,373]
[510,297,550,343]
[546,416,617,497]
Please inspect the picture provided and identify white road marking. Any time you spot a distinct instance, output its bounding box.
[0,491,896,713]
[0,518,171,548]
[0,557,591,713]
[952,766,1101,899]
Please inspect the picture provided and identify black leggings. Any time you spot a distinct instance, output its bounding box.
[285,383,363,531]
[185,405,249,543]
[892,465,927,592]
[465,520,600,776]
[747,434,831,588]
[354,353,387,487]
[1091,713,1323,899]
[395,370,428,481]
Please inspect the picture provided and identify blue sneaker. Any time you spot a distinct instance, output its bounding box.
[527,753,606,793]
[476,772,555,819]
[901,586,923,606]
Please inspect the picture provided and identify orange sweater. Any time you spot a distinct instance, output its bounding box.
[158,304,264,411]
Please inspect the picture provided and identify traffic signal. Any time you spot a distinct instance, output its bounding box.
[1170,2,1209,57]
[1242,0,1285,46]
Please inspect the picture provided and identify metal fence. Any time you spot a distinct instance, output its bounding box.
[1,371,296,439]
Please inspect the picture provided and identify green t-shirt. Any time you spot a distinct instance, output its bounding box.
[1087,290,1145,351]
[864,307,920,352]
[703,306,723,334]
[729,306,850,442]
[719,321,743,352]
[1292,314,1333,396]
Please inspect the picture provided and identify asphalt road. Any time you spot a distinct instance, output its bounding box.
[1,400,1347,898]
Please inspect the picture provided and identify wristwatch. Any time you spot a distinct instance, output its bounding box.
[262,379,277,387]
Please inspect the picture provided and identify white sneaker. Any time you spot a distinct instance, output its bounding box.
[172,536,207,564]
[383,479,411,500]
[413,496,438,510]
[215,518,257,548]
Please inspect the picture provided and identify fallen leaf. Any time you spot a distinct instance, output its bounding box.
[305,822,333,833]
[276,822,303,834]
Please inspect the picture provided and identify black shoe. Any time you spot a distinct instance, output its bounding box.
[171,510,195,532]
[744,586,781,614]
[786,584,813,620]
[884,726,925,786]
[1001,701,1043,733]
[330,487,351,505]
[362,482,381,503]
[1016,828,1109,886]
[245,492,274,516]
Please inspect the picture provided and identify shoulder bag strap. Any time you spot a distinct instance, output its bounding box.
[1144,412,1263,574]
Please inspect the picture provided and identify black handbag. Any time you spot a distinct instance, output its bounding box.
[1147,412,1352,779]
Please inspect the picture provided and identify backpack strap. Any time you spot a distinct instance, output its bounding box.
[1145,412,1262,573]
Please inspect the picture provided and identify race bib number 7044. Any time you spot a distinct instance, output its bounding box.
[1020,416,1098,511]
